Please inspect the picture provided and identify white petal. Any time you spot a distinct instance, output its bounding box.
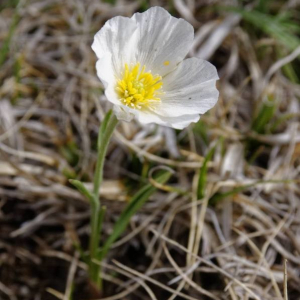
[95,54,120,106]
[91,7,217,130]
[156,57,219,117]
[132,7,194,76]
[95,53,114,88]
[136,109,200,129]
[92,16,137,76]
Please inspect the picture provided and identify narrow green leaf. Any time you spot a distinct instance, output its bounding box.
[197,146,215,200]
[209,184,252,205]
[97,109,113,151]
[68,284,75,300]
[223,7,300,51]
[257,0,270,13]
[0,5,19,67]
[69,179,94,203]
[103,0,116,4]
[99,170,172,260]
[209,179,293,205]
[269,113,297,132]
[0,0,19,10]
[252,97,276,134]
[193,120,209,146]
[73,242,89,265]
[277,47,299,83]
[93,110,118,198]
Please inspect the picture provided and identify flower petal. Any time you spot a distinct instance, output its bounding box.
[92,8,219,130]
[92,16,138,76]
[95,53,120,106]
[135,109,200,129]
[132,7,194,76]
[156,57,219,117]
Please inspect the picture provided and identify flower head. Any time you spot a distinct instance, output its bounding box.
[92,7,219,129]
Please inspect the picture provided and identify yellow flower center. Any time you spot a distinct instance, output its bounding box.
[116,63,163,110]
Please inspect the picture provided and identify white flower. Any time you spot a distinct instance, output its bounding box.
[92,6,219,129]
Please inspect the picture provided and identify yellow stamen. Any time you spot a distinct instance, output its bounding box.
[116,63,163,110]
[163,61,170,66]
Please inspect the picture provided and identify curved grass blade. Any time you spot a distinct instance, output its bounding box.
[197,145,216,200]
[98,170,172,260]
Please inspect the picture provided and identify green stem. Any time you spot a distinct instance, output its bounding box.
[93,111,118,198]
[89,110,118,288]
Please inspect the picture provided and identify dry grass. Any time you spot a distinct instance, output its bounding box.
[0,0,300,299]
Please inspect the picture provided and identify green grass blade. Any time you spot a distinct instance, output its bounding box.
[69,179,94,203]
[93,110,118,199]
[97,109,113,150]
[224,7,300,51]
[197,146,215,200]
[193,120,209,146]
[0,1,20,67]
[209,179,293,205]
[270,113,297,132]
[209,184,252,205]
[73,242,89,265]
[257,0,270,13]
[251,96,276,134]
[99,170,172,260]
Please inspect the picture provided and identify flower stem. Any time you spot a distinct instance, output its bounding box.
[89,110,118,289]
[93,110,118,198]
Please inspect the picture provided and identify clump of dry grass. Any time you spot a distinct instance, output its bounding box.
[0,0,300,299]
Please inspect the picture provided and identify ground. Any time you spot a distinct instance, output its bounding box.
[0,0,300,299]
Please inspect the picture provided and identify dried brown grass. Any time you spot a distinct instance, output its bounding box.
[0,0,300,300]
